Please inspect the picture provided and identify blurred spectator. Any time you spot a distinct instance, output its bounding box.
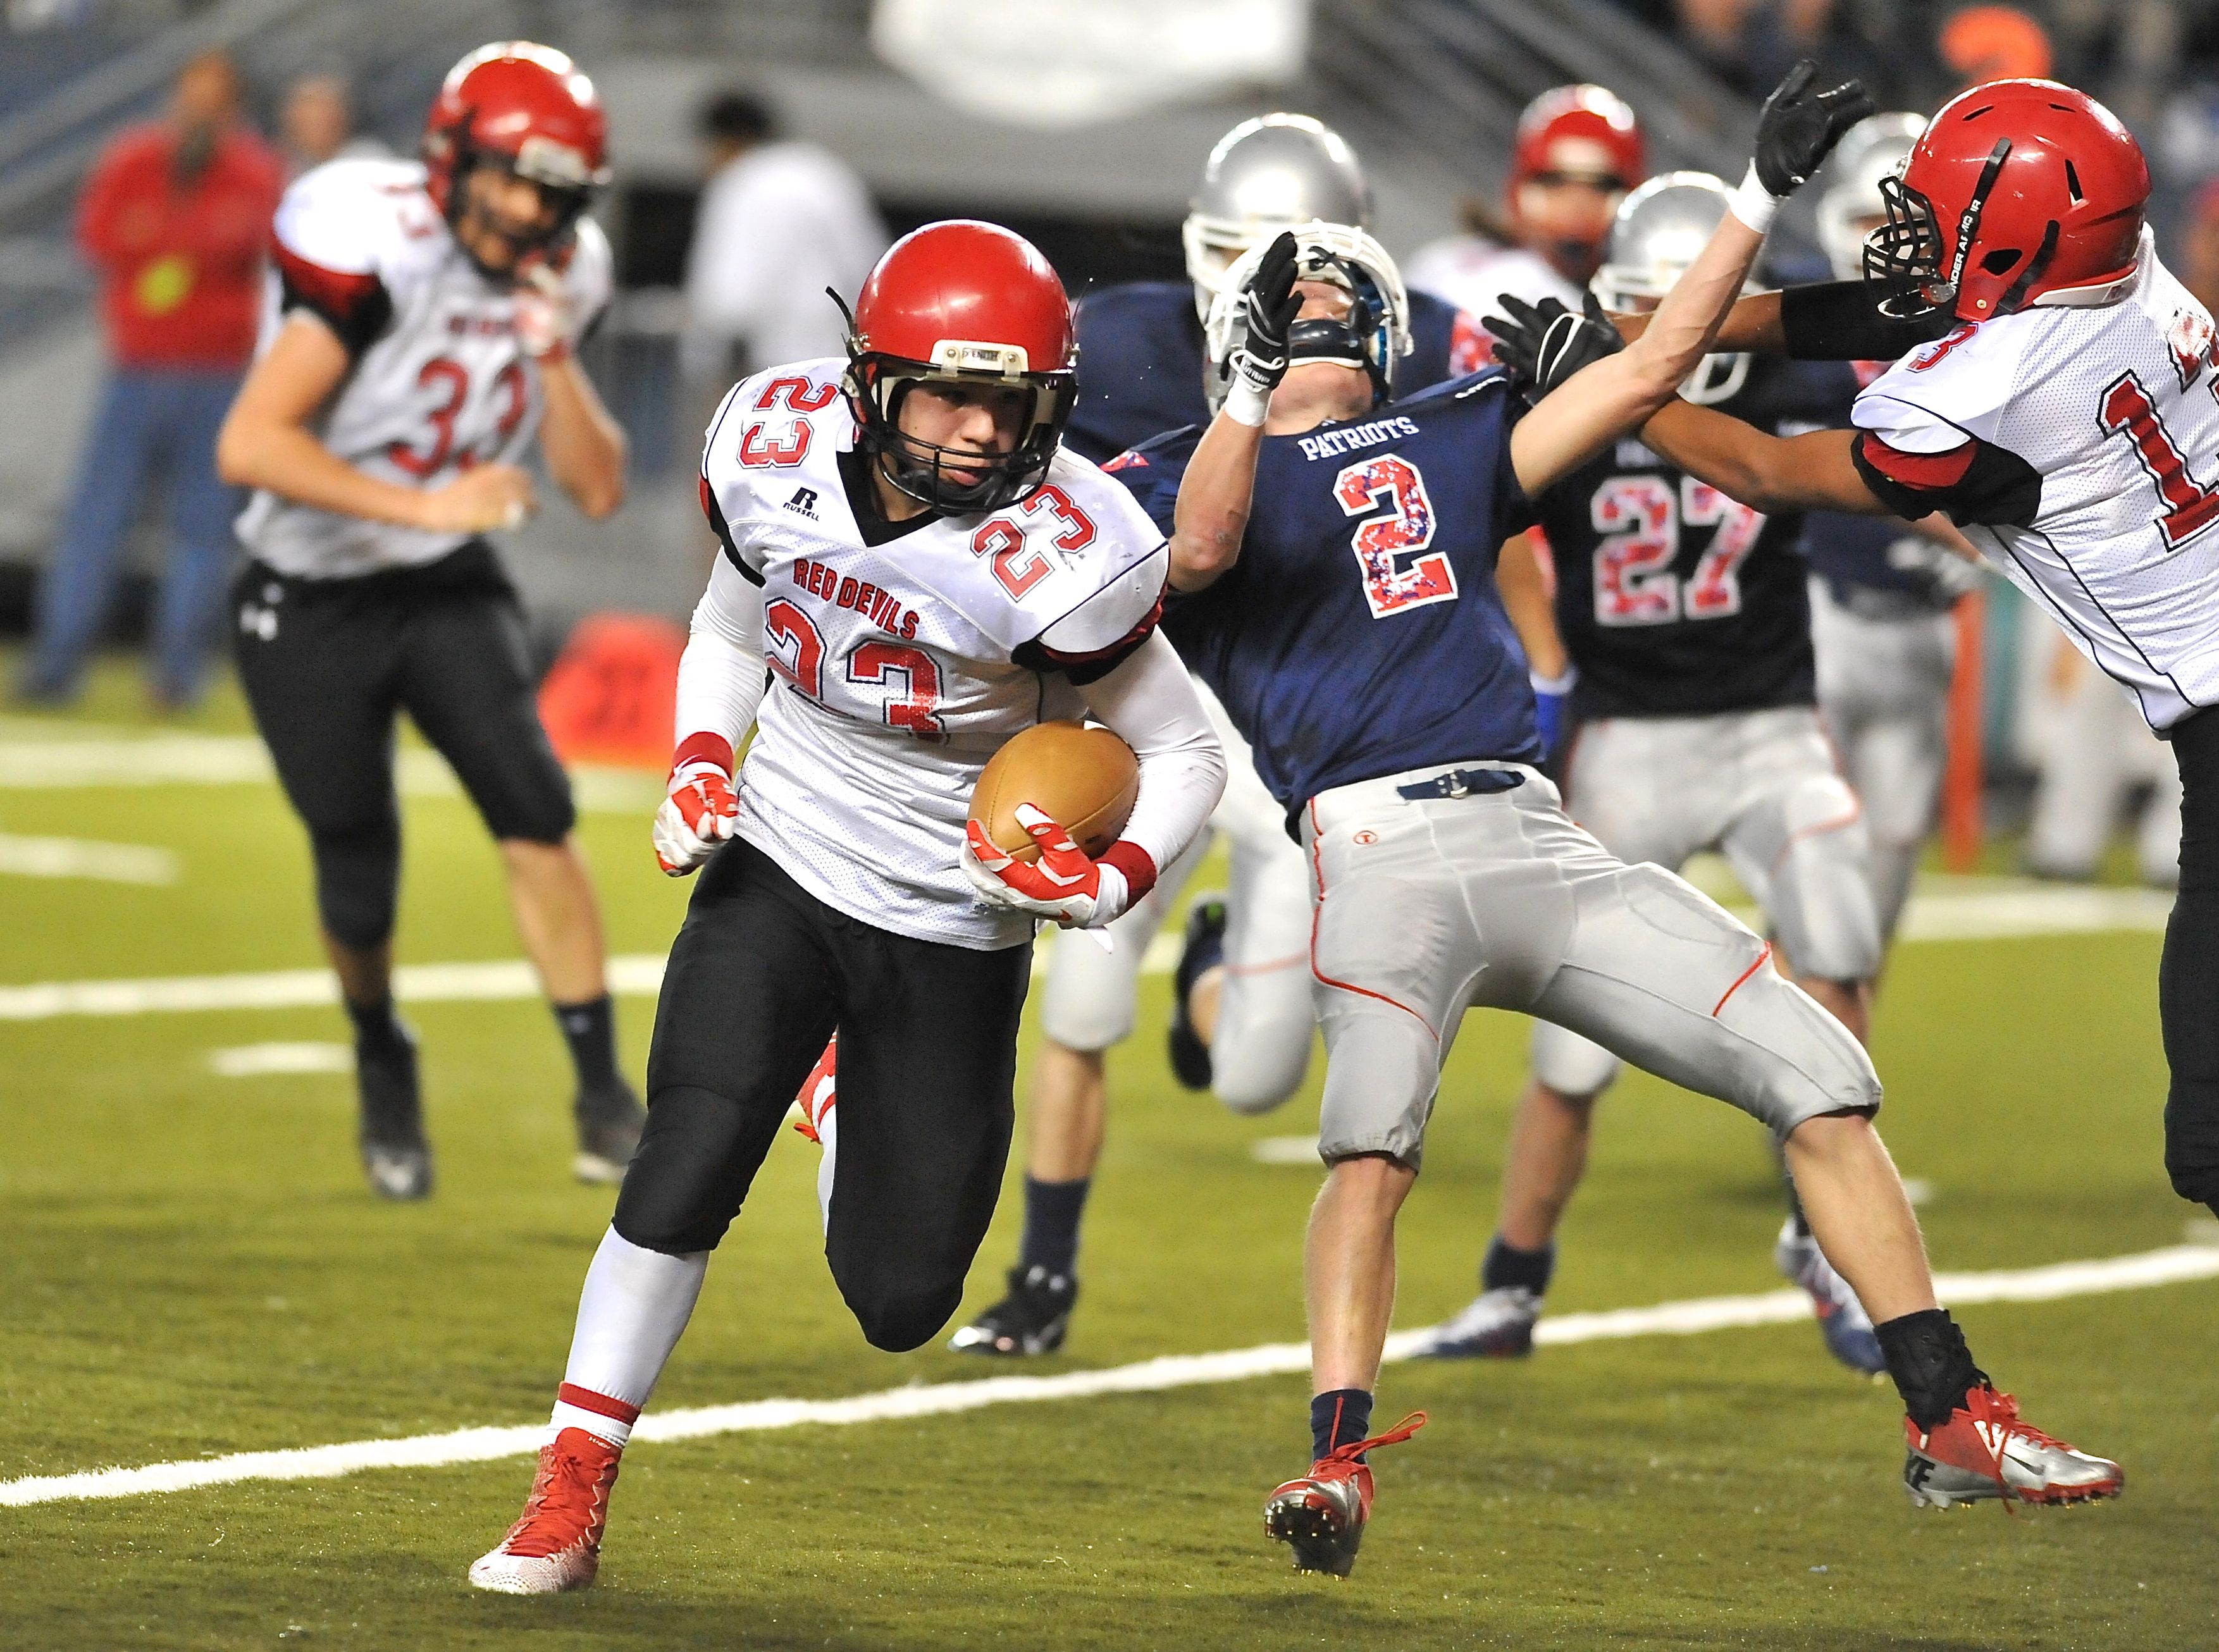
[681,89,886,386]
[18,49,281,708]
[1938,4,2054,86]
[2182,180,2219,313]
[277,73,387,177]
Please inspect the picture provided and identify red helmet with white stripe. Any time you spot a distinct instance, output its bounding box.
[1508,85,1647,283]
[1865,79,2148,321]
[422,42,609,249]
[841,221,1079,514]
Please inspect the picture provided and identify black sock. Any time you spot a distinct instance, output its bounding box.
[1018,1176,1089,1279]
[553,994,621,1092]
[1311,1388,1374,1461]
[1481,1234,1555,1296]
[345,996,410,1056]
[1874,1309,1987,1429]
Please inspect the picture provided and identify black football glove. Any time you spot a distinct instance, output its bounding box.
[1222,231,1304,423]
[1753,60,1876,197]
[1485,290,1624,404]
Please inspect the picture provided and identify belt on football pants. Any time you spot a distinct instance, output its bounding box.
[1394,766,1527,801]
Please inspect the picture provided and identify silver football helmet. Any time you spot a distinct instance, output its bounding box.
[1202,220,1412,414]
[1184,114,1373,319]
[1815,112,1927,282]
[1593,171,1761,406]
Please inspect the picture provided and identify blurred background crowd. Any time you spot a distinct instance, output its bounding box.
[0,0,2198,880]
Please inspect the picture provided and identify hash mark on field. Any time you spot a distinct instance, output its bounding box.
[4,1243,2213,1509]
[207,1043,352,1078]
[0,834,178,884]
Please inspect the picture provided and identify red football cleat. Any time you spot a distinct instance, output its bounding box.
[468,1427,623,1594]
[1262,1410,1426,1577]
[793,1036,838,1144]
[1903,1385,2123,1508]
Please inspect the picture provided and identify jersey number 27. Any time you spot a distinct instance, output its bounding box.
[1591,474,1764,627]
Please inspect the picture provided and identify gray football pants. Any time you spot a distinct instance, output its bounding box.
[1532,706,1882,1100]
[1301,763,1880,1169]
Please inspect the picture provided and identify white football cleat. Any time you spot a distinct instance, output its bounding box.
[469,1428,622,1594]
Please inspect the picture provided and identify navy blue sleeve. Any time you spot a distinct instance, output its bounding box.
[1099,426,1199,540]
[1486,388,1536,543]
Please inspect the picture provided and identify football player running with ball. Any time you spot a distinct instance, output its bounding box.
[1537,78,2219,1231]
[216,44,640,1199]
[467,221,1225,1594]
[1117,65,2121,1579]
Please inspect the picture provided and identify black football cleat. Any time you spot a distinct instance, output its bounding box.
[356,1021,431,1200]
[948,1264,1078,1357]
[574,1081,645,1185]
[1167,891,1228,1090]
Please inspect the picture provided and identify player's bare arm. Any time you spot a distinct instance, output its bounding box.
[217,314,536,534]
[1501,63,1874,500]
[1641,402,1884,515]
[1168,232,1300,592]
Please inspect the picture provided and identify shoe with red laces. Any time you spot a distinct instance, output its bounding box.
[793,1037,837,1144]
[1262,1412,1426,1577]
[468,1428,623,1594]
[1903,1385,2122,1508]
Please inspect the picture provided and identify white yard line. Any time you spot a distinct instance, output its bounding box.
[0,834,179,885]
[207,1043,352,1078]
[2,1242,2212,1510]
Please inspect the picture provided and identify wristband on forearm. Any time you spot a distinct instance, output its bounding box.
[1726,161,1782,235]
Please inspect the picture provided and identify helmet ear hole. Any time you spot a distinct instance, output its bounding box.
[1982,247,2023,275]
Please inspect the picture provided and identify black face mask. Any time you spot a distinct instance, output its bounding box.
[445,157,587,280]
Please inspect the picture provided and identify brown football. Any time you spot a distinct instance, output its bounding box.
[970,720,1140,863]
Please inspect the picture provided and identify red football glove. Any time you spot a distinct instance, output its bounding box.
[960,803,1137,929]
[653,741,739,876]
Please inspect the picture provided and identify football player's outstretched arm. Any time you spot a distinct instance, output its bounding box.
[1168,232,1302,593]
[216,314,537,534]
[1609,281,1951,361]
[1640,402,1890,515]
[1504,61,1873,500]
[654,555,769,875]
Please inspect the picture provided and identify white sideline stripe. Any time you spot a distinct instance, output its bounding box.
[0,735,664,815]
[0,833,178,884]
[4,1243,2213,1510]
[0,879,2172,1025]
[207,1042,352,1078]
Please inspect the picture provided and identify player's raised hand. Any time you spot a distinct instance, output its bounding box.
[1752,61,1874,197]
[1221,231,1303,428]
[512,261,578,362]
[653,761,739,876]
[1485,291,1623,403]
[960,805,1131,929]
[419,464,536,534]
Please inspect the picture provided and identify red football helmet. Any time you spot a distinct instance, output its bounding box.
[422,42,609,248]
[1865,79,2147,321]
[841,220,1078,514]
[1507,85,1646,283]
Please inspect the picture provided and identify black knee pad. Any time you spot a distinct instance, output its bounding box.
[311,822,401,950]
[842,1279,965,1353]
[611,1084,774,1254]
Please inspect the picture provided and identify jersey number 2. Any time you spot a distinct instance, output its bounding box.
[1333,456,1457,619]
[1591,474,1764,626]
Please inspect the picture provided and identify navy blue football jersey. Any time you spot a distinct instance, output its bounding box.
[1065,280,1484,464]
[1796,359,1964,608]
[1110,373,1540,824]
[1542,355,1840,721]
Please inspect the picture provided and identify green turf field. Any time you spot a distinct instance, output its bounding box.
[1,654,2213,1651]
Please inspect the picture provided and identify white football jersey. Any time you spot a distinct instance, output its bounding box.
[702,359,1172,949]
[235,156,614,580]
[1404,235,1581,331]
[1854,231,2219,729]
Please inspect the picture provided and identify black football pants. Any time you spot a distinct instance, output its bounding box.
[2163,706,2219,1217]
[615,840,1032,1352]
[233,543,576,951]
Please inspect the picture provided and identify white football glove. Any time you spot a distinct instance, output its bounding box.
[512,262,578,361]
[960,804,1132,930]
[653,760,738,876]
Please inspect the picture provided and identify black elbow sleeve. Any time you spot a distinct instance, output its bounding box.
[1777,281,1952,362]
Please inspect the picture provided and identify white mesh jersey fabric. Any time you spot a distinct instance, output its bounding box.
[701,360,1171,949]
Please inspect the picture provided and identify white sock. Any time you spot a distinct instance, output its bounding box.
[815,1104,838,1239]
[545,1226,708,1448]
